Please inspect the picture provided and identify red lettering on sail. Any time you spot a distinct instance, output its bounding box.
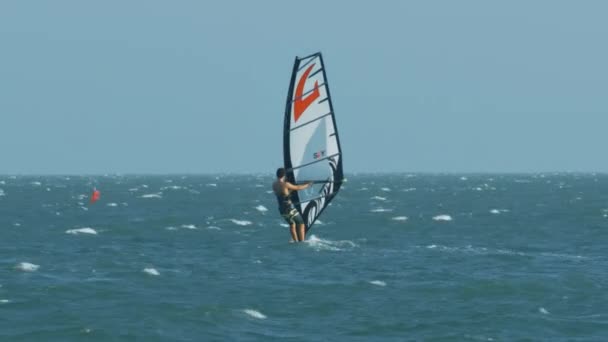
[294,64,320,122]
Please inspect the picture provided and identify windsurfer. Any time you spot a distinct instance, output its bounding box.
[272,167,312,242]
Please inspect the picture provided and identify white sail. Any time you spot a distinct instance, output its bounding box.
[283,52,343,231]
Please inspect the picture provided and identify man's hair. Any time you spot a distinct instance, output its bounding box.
[276,167,286,179]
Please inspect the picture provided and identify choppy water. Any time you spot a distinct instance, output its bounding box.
[1,174,607,341]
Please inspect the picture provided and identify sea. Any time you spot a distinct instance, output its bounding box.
[0,173,607,341]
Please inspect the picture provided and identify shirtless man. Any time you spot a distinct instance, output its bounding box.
[272,167,312,242]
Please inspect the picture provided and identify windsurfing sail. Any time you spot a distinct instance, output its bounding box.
[283,52,343,232]
[90,188,100,204]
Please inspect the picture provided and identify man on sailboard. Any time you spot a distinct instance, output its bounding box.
[272,167,312,242]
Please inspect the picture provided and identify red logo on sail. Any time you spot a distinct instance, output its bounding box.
[294,63,320,122]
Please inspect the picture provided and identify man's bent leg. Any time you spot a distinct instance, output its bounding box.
[298,224,306,241]
[289,224,298,242]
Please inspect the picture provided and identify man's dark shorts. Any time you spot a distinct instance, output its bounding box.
[282,208,304,225]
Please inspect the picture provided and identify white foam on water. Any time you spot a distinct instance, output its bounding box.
[370,208,393,213]
[316,219,324,225]
[370,280,387,287]
[77,194,87,200]
[305,235,357,252]
[142,184,149,188]
[80,206,89,211]
[161,185,184,191]
[128,187,139,192]
[402,187,416,192]
[392,216,408,221]
[122,202,128,206]
[207,226,222,230]
[143,268,160,276]
[279,223,289,228]
[106,203,118,207]
[206,183,217,187]
[166,226,178,231]
[31,181,42,186]
[255,205,268,213]
[473,187,484,191]
[433,214,453,221]
[460,176,468,181]
[230,219,252,226]
[0,180,5,185]
[380,187,391,192]
[0,299,10,304]
[243,309,266,319]
[490,209,509,214]
[0,189,5,196]
[539,307,549,315]
[46,187,51,192]
[13,222,21,227]
[253,259,262,264]
[371,196,387,201]
[265,190,273,194]
[181,224,197,229]
[140,193,162,199]
[358,187,369,191]
[66,227,98,235]
[16,262,39,272]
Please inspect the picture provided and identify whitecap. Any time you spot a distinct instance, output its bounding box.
[279,223,289,228]
[77,194,87,200]
[0,299,10,304]
[305,235,357,252]
[370,208,393,213]
[206,183,217,187]
[128,188,139,192]
[243,309,266,319]
[392,216,408,221]
[230,219,252,226]
[140,193,162,199]
[80,206,89,211]
[66,227,98,235]
[460,176,468,181]
[106,203,118,207]
[0,189,5,196]
[490,209,509,214]
[539,307,549,315]
[402,187,416,192]
[46,187,51,192]
[13,222,21,227]
[370,280,386,287]
[181,224,197,229]
[161,185,184,191]
[166,226,178,231]
[0,180,5,185]
[143,268,160,276]
[141,184,149,188]
[255,205,268,213]
[433,215,452,221]
[16,262,39,272]
[380,187,391,192]
[207,226,222,230]
[371,196,387,201]
[31,181,41,186]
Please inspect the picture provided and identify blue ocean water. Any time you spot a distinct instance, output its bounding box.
[0,174,607,341]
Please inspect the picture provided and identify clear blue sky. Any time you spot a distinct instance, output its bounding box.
[1,1,607,174]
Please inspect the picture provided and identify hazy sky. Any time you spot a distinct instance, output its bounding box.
[1,1,607,174]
